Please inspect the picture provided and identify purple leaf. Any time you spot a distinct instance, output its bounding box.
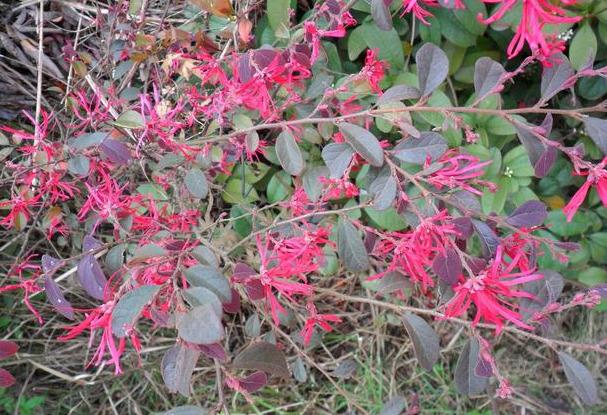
[240,371,268,393]
[534,147,557,178]
[364,231,379,254]
[375,270,411,295]
[558,352,598,406]
[42,255,61,275]
[473,57,505,100]
[44,275,75,320]
[402,313,440,371]
[82,235,102,253]
[452,217,474,239]
[338,122,384,167]
[232,263,257,281]
[454,338,488,395]
[416,43,449,97]
[393,132,448,165]
[471,220,500,259]
[161,343,200,397]
[195,342,227,362]
[584,117,607,156]
[0,368,16,388]
[321,143,356,179]
[369,170,397,211]
[474,355,493,378]
[232,341,290,378]
[371,0,393,31]
[337,218,370,272]
[540,53,574,103]
[520,270,564,320]
[77,255,108,300]
[184,265,231,303]
[377,84,420,106]
[176,304,224,345]
[590,283,607,298]
[101,138,132,165]
[506,201,548,228]
[432,248,462,285]
[245,280,265,301]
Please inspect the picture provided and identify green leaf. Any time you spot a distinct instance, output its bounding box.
[360,23,404,69]
[222,178,259,204]
[267,171,292,203]
[365,207,408,231]
[111,285,160,337]
[577,267,607,286]
[267,0,290,38]
[347,26,367,61]
[114,110,144,129]
[569,22,597,70]
[133,243,167,260]
[545,211,589,237]
[481,176,510,214]
[337,218,370,272]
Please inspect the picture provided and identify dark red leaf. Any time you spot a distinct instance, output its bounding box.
[245,279,264,301]
[471,220,499,259]
[474,356,493,378]
[0,368,16,387]
[195,342,227,362]
[44,275,75,320]
[534,147,557,177]
[223,288,241,314]
[0,341,18,360]
[452,217,474,239]
[431,248,462,285]
[240,371,267,393]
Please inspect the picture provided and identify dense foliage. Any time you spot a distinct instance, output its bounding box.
[1,0,607,413]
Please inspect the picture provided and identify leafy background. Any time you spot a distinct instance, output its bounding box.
[1,0,607,414]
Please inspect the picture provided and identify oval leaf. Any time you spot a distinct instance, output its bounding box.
[177,304,224,345]
[112,285,160,337]
[101,139,131,165]
[369,171,397,211]
[377,84,421,106]
[182,286,223,317]
[0,368,16,388]
[114,110,144,129]
[506,200,547,228]
[184,167,209,199]
[393,132,448,165]
[584,117,607,156]
[454,338,489,395]
[558,351,598,406]
[0,341,18,360]
[471,220,499,259]
[416,43,449,97]
[232,341,290,378]
[337,218,370,272]
[321,143,355,179]
[540,53,574,103]
[431,248,462,285]
[77,255,108,300]
[276,130,304,176]
[338,122,384,167]
[474,57,505,100]
[371,0,393,31]
[184,265,232,303]
[402,313,440,371]
[240,371,268,393]
[44,275,75,320]
[161,343,200,397]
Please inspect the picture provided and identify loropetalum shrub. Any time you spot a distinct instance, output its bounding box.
[1,0,607,411]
